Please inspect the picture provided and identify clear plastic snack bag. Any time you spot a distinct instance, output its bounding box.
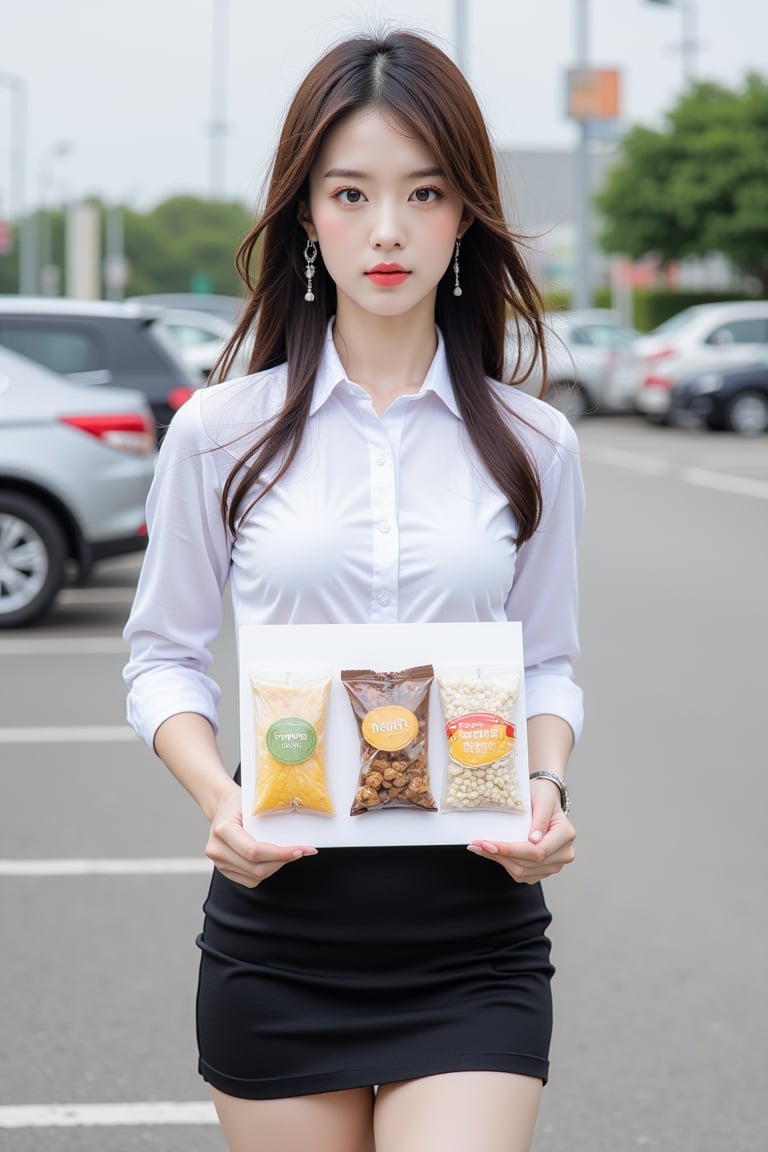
[435,665,523,813]
[341,664,437,816]
[250,671,334,815]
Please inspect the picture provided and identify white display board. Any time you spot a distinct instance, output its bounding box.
[239,621,530,846]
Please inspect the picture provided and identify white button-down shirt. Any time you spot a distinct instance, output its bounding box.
[123,324,585,746]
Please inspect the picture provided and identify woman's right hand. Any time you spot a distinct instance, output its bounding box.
[205,786,318,888]
[152,713,319,889]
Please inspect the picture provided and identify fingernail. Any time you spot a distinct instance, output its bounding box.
[294,848,318,859]
[466,844,483,854]
[530,830,543,844]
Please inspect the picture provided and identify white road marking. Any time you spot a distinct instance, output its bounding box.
[681,467,768,500]
[0,726,136,742]
[579,445,670,474]
[58,587,136,604]
[581,444,768,498]
[0,637,127,656]
[0,857,211,876]
[0,1101,217,1128]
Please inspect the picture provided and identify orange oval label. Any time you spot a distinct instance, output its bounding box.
[362,705,419,751]
[446,711,516,766]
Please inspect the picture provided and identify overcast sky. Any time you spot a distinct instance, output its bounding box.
[2,0,766,219]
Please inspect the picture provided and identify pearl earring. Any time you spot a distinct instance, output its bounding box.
[304,239,317,302]
[452,238,462,297]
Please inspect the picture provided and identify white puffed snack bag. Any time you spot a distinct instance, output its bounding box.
[435,665,524,813]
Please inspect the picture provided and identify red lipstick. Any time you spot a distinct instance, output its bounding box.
[366,263,410,287]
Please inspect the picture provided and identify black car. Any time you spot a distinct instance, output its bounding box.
[669,359,768,436]
[0,297,200,442]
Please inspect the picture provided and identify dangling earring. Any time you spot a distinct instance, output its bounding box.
[452,238,462,297]
[303,239,317,302]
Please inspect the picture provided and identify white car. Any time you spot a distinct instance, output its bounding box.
[613,300,768,421]
[152,307,253,383]
[506,309,638,420]
[153,308,234,382]
[0,345,156,627]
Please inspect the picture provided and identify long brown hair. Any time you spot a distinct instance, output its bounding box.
[217,28,548,544]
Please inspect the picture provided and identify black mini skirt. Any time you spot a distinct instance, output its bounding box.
[195,842,555,1099]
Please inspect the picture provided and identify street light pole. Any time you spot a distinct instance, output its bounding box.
[646,0,699,85]
[39,140,74,296]
[573,0,591,310]
[208,0,230,199]
[0,70,35,294]
[454,0,468,75]
[679,1,698,84]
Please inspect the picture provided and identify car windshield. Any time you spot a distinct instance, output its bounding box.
[146,318,198,372]
[572,324,637,347]
[650,309,701,335]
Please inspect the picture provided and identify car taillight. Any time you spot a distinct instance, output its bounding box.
[167,386,195,412]
[59,412,157,455]
[642,348,677,390]
[645,348,676,364]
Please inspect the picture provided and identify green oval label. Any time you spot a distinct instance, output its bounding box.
[266,718,317,764]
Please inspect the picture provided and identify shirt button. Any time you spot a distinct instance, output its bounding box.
[378,521,391,534]
[375,454,387,466]
[378,592,390,606]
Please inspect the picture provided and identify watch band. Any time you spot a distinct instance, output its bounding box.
[529,770,571,816]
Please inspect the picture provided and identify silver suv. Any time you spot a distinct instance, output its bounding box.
[0,297,199,443]
[0,345,156,627]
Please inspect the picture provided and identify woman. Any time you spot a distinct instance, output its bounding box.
[123,27,584,1152]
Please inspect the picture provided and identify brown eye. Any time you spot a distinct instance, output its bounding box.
[411,187,440,204]
[337,188,364,205]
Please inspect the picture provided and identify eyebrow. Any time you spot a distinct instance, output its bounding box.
[322,166,445,179]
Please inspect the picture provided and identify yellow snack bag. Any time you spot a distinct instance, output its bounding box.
[250,673,334,815]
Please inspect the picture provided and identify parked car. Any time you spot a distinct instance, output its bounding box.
[613,300,768,422]
[0,297,201,443]
[668,356,768,436]
[152,306,251,382]
[126,292,245,325]
[0,345,156,627]
[506,309,639,420]
[152,307,232,381]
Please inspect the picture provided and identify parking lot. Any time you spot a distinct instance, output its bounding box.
[1,415,766,1151]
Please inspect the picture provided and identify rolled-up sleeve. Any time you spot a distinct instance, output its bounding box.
[122,392,233,749]
[505,415,585,741]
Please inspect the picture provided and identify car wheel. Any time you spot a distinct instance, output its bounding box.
[546,381,590,423]
[726,391,768,436]
[0,493,67,627]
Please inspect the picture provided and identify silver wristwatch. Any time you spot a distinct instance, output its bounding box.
[529,770,571,816]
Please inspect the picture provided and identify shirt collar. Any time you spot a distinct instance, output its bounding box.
[310,320,461,418]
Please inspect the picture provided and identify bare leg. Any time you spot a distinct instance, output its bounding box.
[210,1085,376,1152]
[374,1071,542,1152]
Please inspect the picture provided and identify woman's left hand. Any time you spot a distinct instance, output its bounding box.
[467,778,575,883]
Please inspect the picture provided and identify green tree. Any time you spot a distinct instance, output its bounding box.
[596,73,768,291]
[0,241,17,293]
[123,196,254,296]
[0,196,255,296]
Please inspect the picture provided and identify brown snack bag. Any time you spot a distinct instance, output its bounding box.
[250,673,334,815]
[341,664,437,816]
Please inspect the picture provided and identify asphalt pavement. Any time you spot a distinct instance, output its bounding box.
[1,415,766,1151]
